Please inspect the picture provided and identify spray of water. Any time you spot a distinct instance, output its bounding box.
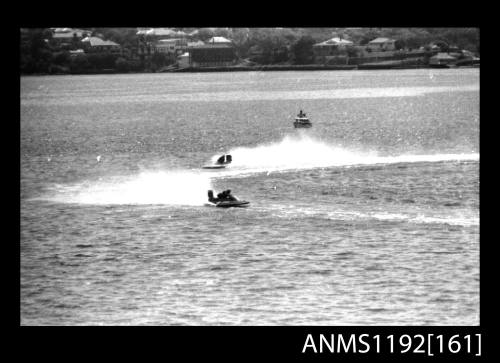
[44,170,212,206]
[41,134,478,206]
[214,134,478,177]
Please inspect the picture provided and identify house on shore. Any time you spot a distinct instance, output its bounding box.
[313,37,354,56]
[139,28,178,39]
[137,28,190,59]
[206,36,232,44]
[429,52,457,67]
[366,37,396,52]
[312,37,354,64]
[177,52,190,68]
[185,36,236,67]
[153,38,188,56]
[81,36,121,54]
[188,42,236,67]
[49,28,89,48]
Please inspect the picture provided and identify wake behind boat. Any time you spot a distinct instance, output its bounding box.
[202,154,232,169]
[207,190,250,208]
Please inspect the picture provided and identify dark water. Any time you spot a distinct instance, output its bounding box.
[20,69,479,325]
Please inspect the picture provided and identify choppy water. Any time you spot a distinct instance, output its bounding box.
[20,69,479,325]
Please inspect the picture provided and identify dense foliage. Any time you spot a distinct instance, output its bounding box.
[20,27,479,74]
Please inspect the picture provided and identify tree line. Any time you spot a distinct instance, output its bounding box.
[20,27,479,74]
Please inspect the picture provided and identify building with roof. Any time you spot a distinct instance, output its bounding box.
[187,40,205,47]
[153,38,188,55]
[136,28,151,35]
[50,28,89,45]
[81,36,121,54]
[312,37,354,57]
[137,28,188,39]
[206,36,232,44]
[146,28,177,37]
[312,37,354,64]
[177,52,190,68]
[52,28,88,36]
[429,52,457,67]
[137,28,191,59]
[188,43,236,67]
[366,37,396,51]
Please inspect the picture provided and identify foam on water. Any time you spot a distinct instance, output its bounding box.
[265,205,479,227]
[40,135,477,206]
[212,134,478,177]
[41,170,213,206]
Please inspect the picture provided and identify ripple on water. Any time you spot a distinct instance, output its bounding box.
[21,70,479,325]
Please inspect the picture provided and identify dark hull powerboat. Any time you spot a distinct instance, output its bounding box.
[294,117,312,128]
[293,110,312,128]
[201,165,227,169]
[202,154,232,169]
[213,200,250,208]
[207,190,249,208]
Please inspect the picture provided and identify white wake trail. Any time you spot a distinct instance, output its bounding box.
[209,134,478,177]
[41,170,213,206]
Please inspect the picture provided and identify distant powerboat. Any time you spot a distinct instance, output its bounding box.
[294,110,312,128]
[207,190,250,208]
[202,154,232,169]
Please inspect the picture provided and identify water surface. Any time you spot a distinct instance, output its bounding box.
[21,69,479,325]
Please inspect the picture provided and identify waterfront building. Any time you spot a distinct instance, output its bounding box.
[153,38,188,55]
[81,36,121,54]
[366,37,396,51]
[206,36,232,44]
[313,37,354,64]
[429,52,457,66]
[177,52,190,68]
[50,28,89,47]
[188,42,236,67]
[312,37,354,57]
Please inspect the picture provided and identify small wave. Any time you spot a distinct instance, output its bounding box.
[53,303,80,309]
[444,202,462,207]
[307,269,333,275]
[266,205,478,227]
[401,199,416,204]
[411,215,478,226]
[365,308,388,313]
[336,251,355,257]
[102,257,118,262]
[364,212,478,227]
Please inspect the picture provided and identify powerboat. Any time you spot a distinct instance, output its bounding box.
[207,190,250,208]
[294,110,312,128]
[202,154,232,169]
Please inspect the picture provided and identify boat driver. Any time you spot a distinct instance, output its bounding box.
[217,191,226,200]
[216,190,236,201]
[224,189,236,201]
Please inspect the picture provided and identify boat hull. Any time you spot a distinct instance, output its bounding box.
[294,122,312,128]
[215,200,250,208]
[294,117,312,128]
[202,165,227,169]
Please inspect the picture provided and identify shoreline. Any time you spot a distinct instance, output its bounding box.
[21,64,479,77]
